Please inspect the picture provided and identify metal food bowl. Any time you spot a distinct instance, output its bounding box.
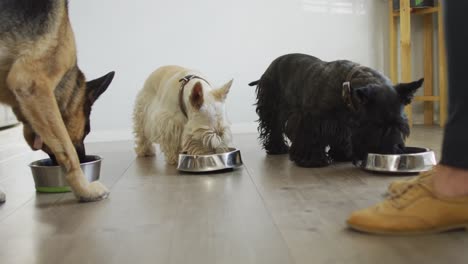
[29,155,102,193]
[177,148,243,172]
[361,147,436,174]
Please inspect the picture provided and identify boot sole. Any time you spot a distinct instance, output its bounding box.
[348,223,468,236]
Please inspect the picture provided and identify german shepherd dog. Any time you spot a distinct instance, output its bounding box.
[0,0,114,202]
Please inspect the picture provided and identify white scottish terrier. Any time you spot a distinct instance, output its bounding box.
[133,65,233,164]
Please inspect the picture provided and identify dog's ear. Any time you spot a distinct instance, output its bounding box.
[353,86,374,105]
[190,82,204,110]
[86,71,115,103]
[394,78,424,105]
[211,79,233,102]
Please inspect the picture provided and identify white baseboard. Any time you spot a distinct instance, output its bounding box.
[84,122,258,143]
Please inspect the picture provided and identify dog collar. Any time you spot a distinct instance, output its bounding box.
[178,75,210,118]
[342,82,356,111]
[342,65,362,112]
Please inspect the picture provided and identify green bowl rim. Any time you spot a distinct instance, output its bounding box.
[36,186,71,193]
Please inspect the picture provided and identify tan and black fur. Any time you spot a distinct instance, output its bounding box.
[0,0,114,202]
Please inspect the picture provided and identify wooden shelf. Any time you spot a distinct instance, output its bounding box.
[392,7,439,17]
[389,0,447,127]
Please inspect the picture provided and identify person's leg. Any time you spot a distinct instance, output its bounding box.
[434,166,468,197]
[346,1,468,235]
[434,0,468,197]
[388,0,468,197]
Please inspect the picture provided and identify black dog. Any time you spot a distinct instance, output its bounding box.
[249,53,423,167]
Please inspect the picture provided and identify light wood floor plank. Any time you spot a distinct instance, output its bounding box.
[235,126,468,264]
[1,126,467,264]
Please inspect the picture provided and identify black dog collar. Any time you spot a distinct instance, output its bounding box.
[342,65,362,112]
[342,82,355,111]
[178,75,210,118]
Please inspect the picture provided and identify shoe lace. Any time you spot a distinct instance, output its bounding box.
[389,171,433,199]
[388,172,432,208]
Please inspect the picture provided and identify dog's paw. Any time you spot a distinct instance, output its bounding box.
[135,144,156,157]
[76,181,110,203]
[294,159,331,168]
[137,152,156,157]
[329,153,352,162]
[0,189,5,204]
[292,154,332,168]
[266,144,289,155]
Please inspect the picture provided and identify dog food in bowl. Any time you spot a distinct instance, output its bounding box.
[177,148,243,172]
[29,155,102,193]
[360,147,436,174]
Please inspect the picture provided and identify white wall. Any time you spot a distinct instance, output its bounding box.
[69,0,394,142]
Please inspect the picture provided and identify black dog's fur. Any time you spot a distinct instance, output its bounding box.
[250,54,423,167]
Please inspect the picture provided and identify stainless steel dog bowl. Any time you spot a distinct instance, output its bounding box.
[177,148,243,172]
[29,155,102,193]
[361,147,436,174]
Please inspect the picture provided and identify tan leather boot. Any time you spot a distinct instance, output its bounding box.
[348,172,468,235]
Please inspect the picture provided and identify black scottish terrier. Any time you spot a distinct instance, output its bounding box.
[249,53,424,167]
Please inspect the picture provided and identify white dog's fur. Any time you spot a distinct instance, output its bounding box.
[133,65,233,164]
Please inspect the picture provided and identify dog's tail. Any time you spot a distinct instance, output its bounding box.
[248,80,260,86]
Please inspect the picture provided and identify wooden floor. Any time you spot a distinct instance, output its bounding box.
[1,126,467,264]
